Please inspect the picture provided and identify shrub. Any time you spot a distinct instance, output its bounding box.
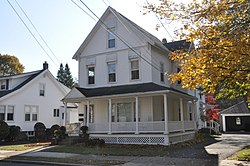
[80,126,88,134]
[59,126,66,138]
[0,120,10,141]
[15,132,28,141]
[50,124,60,137]
[87,138,105,147]
[6,125,21,141]
[34,122,46,141]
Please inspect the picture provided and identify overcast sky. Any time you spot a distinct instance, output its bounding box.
[0,0,179,80]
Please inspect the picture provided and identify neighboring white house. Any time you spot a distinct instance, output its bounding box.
[63,7,204,145]
[0,62,77,136]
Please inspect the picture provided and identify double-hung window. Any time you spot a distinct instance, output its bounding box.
[0,105,6,121]
[108,62,116,82]
[7,105,14,121]
[39,83,45,96]
[160,63,164,82]
[0,81,6,90]
[88,66,95,84]
[53,109,59,117]
[25,105,38,122]
[130,59,139,80]
[108,27,115,48]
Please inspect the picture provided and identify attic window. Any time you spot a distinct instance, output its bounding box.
[177,68,182,84]
[39,83,45,96]
[0,81,6,90]
[108,27,115,48]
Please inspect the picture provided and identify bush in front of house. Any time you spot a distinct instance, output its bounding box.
[59,126,66,138]
[0,120,10,141]
[34,122,46,141]
[87,138,105,147]
[6,125,21,141]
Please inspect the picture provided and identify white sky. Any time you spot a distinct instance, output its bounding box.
[0,0,180,80]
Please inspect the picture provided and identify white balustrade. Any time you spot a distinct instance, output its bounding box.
[112,122,136,133]
[88,123,109,133]
[184,121,195,130]
[138,121,165,132]
[168,121,183,132]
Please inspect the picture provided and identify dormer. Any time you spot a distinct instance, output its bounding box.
[0,79,9,91]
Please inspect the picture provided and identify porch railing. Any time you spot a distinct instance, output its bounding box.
[87,121,195,134]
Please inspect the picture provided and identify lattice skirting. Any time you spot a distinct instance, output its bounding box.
[90,134,167,145]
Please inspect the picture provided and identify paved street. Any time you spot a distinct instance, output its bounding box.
[0,134,249,166]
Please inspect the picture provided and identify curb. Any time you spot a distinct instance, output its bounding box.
[1,159,92,166]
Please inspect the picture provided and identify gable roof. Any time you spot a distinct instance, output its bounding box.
[219,101,249,114]
[164,40,192,52]
[73,6,169,60]
[0,70,43,99]
[0,69,70,101]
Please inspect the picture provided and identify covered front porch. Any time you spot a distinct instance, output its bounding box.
[63,86,197,145]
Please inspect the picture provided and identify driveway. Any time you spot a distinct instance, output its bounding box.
[123,134,250,166]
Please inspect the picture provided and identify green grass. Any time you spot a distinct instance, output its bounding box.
[43,144,175,156]
[229,146,250,161]
[210,134,221,138]
[0,143,49,151]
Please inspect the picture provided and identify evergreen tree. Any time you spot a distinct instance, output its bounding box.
[64,63,74,89]
[56,63,74,89]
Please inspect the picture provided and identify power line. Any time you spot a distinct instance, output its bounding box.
[76,0,162,72]
[145,0,174,41]
[6,0,58,67]
[14,0,61,65]
[70,0,96,21]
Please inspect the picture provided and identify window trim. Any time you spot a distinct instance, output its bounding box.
[107,27,116,48]
[53,109,60,117]
[39,83,46,96]
[107,62,116,83]
[24,105,38,122]
[87,65,95,85]
[130,59,140,81]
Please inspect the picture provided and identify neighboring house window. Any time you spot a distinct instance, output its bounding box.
[108,27,115,48]
[177,68,182,84]
[88,66,95,84]
[236,117,241,125]
[130,59,139,80]
[25,105,38,121]
[0,81,6,90]
[108,62,116,82]
[7,105,14,121]
[160,63,164,82]
[53,109,59,117]
[188,102,192,121]
[39,83,45,96]
[0,105,6,121]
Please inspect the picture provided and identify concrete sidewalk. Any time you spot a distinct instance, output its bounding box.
[1,134,250,166]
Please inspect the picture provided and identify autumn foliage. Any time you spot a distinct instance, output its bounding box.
[0,54,24,76]
[145,0,250,100]
[205,95,220,121]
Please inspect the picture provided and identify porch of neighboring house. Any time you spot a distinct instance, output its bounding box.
[63,91,197,145]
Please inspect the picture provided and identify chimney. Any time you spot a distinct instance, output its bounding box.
[43,61,48,70]
[162,38,167,44]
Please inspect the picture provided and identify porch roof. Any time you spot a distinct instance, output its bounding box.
[63,83,194,101]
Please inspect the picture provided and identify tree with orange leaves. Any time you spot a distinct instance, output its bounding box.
[144,0,250,101]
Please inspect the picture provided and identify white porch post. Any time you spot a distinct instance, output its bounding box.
[86,101,90,127]
[108,99,112,134]
[64,102,67,126]
[164,94,169,134]
[180,98,185,131]
[135,96,139,134]
[192,101,197,130]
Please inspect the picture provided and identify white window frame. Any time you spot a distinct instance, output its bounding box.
[187,102,193,121]
[25,105,38,122]
[130,59,140,80]
[160,63,164,82]
[107,27,116,48]
[39,83,46,96]
[7,105,14,121]
[87,65,95,85]
[53,109,60,117]
[0,105,6,121]
[107,62,116,83]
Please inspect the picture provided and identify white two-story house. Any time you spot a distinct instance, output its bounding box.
[63,7,204,145]
[0,62,77,136]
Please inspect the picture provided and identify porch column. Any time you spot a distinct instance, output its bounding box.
[86,101,90,127]
[163,94,169,134]
[180,98,185,131]
[222,115,226,132]
[135,96,139,134]
[108,99,112,134]
[64,102,67,126]
[192,101,197,130]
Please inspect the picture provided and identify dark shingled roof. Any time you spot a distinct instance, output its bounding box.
[163,40,192,52]
[0,70,43,98]
[220,101,249,114]
[75,83,191,98]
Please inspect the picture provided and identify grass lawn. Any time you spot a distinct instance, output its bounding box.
[0,143,49,151]
[229,146,250,161]
[43,144,177,156]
